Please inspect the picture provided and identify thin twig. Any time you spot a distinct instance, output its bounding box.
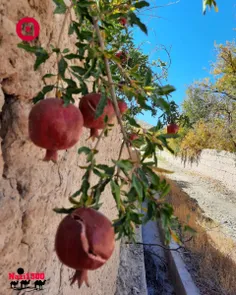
[145,248,167,270]
[125,236,193,251]
[141,1,180,12]
[55,4,73,97]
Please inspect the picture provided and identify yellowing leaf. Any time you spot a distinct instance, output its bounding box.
[144,86,155,92]
[120,204,126,213]
[149,166,174,174]
[85,195,93,206]
[104,52,112,59]
[79,165,89,169]
[170,230,182,245]
[56,90,62,99]
[130,221,136,231]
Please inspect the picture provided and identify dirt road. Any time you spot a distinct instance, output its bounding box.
[158,157,236,242]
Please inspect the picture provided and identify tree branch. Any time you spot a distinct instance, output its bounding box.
[125,236,193,251]
[55,4,73,98]
[92,17,133,159]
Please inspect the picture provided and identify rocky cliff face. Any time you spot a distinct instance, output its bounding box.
[0,1,123,294]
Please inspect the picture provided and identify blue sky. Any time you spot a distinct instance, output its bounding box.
[133,0,236,125]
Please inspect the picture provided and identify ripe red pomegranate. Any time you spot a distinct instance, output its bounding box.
[167,123,179,134]
[119,17,127,26]
[118,100,128,114]
[79,93,127,139]
[115,51,127,63]
[128,133,139,141]
[28,98,84,162]
[55,208,115,288]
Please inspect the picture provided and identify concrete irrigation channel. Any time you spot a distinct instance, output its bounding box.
[115,218,200,295]
[115,151,200,294]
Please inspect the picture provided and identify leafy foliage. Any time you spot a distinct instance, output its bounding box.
[17,0,215,244]
[170,40,236,161]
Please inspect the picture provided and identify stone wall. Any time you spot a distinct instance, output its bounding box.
[159,149,236,192]
[0,1,125,294]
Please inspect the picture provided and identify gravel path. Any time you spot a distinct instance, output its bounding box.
[158,158,236,242]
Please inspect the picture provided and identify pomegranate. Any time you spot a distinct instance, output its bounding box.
[128,133,139,141]
[167,123,179,134]
[79,93,127,139]
[119,17,127,26]
[118,100,128,114]
[55,208,115,288]
[28,98,84,162]
[115,51,127,63]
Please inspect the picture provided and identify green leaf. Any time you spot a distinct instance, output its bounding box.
[102,20,115,28]
[17,43,38,53]
[81,179,90,195]
[34,48,50,70]
[104,115,109,123]
[52,48,60,53]
[42,85,54,94]
[80,81,88,95]
[62,78,77,88]
[130,212,143,224]
[33,92,44,104]
[66,87,81,95]
[160,184,171,198]
[114,159,133,172]
[43,73,56,79]
[69,197,80,205]
[70,189,81,198]
[113,215,127,228]
[77,0,96,7]
[68,23,75,35]
[111,180,121,210]
[62,93,72,106]
[129,12,148,35]
[58,58,68,78]
[127,187,138,202]
[93,168,104,178]
[132,174,143,202]
[62,48,70,53]
[53,207,75,214]
[53,0,67,14]
[64,54,84,60]
[78,146,91,155]
[95,92,107,119]
[71,66,87,75]
[144,201,155,222]
[96,164,115,177]
[145,68,152,86]
[203,0,218,14]
[156,85,176,96]
[83,58,97,79]
[134,1,150,9]
[160,134,179,139]
[126,116,141,128]
[136,168,149,188]
[144,166,160,187]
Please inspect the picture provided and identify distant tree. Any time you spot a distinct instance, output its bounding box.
[177,40,236,158]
